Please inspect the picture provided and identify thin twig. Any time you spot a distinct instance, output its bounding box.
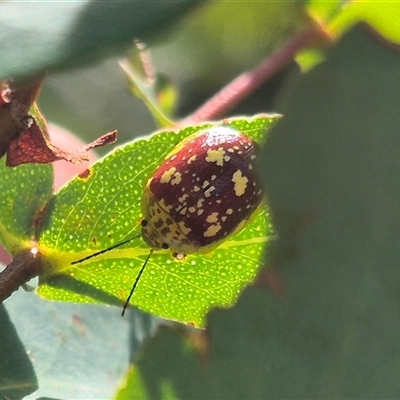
[0,248,43,303]
[182,26,329,124]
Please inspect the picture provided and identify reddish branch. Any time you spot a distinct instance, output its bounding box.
[182,26,330,124]
[0,249,43,303]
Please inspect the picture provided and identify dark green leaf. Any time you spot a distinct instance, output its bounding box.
[0,304,37,400]
[0,1,202,81]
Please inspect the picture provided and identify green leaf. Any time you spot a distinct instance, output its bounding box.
[120,57,177,127]
[330,2,400,45]
[0,1,202,82]
[307,0,400,45]
[299,2,400,72]
[307,0,343,25]
[0,304,37,399]
[0,159,53,255]
[37,115,279,327]
[295,48,327,73]
[115,25,400,398]
[114,364,149,400]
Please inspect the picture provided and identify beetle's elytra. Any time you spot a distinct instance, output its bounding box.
[141,125,263,256]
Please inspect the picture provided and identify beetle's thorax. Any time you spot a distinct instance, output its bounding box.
[141,196,197,255]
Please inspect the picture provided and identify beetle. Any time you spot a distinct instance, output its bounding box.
[141,125,263,254]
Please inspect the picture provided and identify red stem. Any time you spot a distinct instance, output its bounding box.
[182,27,328,124]
[0,248,43,304]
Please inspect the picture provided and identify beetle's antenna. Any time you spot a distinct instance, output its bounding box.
[121,248,154,316]
[71,233,141,265]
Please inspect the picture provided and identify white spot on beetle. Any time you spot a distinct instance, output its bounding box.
[232,170,248,196]
[197,209,204,216]
[187,155,197,164]
[205,147,230,166]
[206,212,219,223]
[188,207,196,213]
[179,207,188,215]
[158,198,172,212]
[178,221,191,235]
[203,223,222,237]
[226,208,233,215]
[171,172,182,185]
[178,194,188,203]
[204,186,216,197]
[160,167,176,183]
[193,186,200,192]
[196,199,204,208]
